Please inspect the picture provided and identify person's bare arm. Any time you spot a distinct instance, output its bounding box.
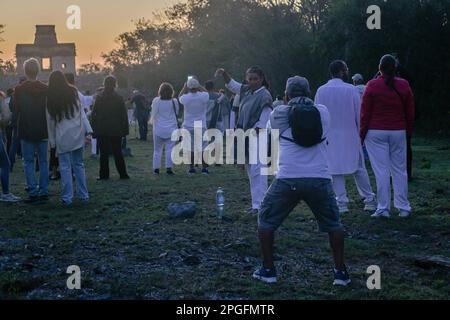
[179,82,188,98]
[215,68,232,84]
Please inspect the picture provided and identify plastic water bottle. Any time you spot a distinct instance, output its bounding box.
[216,187,225,219]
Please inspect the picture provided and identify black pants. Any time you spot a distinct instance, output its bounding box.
[98,136,128,179]
[136,113,149,141]
[407,136,413,180]
[5,126,13,154]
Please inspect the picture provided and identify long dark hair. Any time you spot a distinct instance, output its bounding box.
[47,70,79,122]
[379,54,398,89]
[246,66,270,89]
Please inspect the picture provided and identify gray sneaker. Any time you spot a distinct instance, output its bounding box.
[371,209,390,218]
[0,193,22,203]
[364,199,378,212]
[399,210,411,218]
[338,202,349,214]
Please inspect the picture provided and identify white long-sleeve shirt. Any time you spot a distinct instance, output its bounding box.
[179,92,209,129]
[315,78,362,175]
[47,103,93,154]
[151,98,180,139]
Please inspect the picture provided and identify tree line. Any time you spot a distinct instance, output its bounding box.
[101,0,449,135]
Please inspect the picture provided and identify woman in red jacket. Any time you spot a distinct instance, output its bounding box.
[361,54,415,219]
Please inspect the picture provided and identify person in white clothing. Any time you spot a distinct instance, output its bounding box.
[315,60,376,214]
[179,77,210,175]
[150,83,179,175]
[352,74,366,97]
[47,71,93,205]
[360,55,415,219]
[254,76,350,286]
[216,66,273,215]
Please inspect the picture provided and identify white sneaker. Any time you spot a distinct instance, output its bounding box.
[399,210,411,218]
[364,199,378,212]
[371,209,390,218]
[0,193,22,203]
[338,203,349,214]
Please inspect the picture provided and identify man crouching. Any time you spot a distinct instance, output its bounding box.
[253,76,350,287]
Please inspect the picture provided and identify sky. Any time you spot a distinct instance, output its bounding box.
[0,0,178,67]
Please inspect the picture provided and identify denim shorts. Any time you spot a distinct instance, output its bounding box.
[258,178,343,233]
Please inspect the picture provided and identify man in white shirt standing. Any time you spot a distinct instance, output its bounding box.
[352,73,366,97]
[179,77,210,175]
[315,60,376,214]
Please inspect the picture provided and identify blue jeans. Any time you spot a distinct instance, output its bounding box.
[59,147,89,204]
[0,134,10,194]
[21,140,49,197]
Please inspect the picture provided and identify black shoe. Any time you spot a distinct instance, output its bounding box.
[24,196,41,204]
[120,175,130,180]
[154,169,160,175]
[253,266,277,284]
[201,168,210,175]
[166,169,175,175]
[333,266,351,286]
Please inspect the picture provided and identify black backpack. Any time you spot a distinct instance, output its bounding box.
[281,97,325,148]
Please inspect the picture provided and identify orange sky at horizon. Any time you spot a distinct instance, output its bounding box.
[0,0,178,68]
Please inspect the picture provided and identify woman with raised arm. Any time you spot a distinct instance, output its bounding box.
[216,67,273,215]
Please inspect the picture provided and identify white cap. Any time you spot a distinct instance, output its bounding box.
[352,74,364,82]
[187,78,201,89]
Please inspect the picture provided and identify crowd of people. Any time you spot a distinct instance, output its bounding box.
[0,53,415,286]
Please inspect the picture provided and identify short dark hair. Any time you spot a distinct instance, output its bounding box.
[104,76,117,92]
[158,82,174,100]
[329,60,347,77]
[204,80,215,91]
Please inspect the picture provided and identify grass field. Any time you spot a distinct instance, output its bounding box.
[0,130,449,300]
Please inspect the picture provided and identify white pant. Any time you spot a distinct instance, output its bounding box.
[246,136,269,210]
[332,151,375,205]
[91,138,97,155]
[365,130,411,212]
[230,112,236,130]
[247,163,268,210]
[153,135,175,170]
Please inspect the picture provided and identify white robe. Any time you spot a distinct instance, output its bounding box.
[315,78,362,175]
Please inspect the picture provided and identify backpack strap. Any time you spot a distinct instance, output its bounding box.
[172,99,181,129]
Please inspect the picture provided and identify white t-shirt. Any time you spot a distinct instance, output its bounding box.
[179,92,209,129]
[273,104,331,180]
[151,98,180,139]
